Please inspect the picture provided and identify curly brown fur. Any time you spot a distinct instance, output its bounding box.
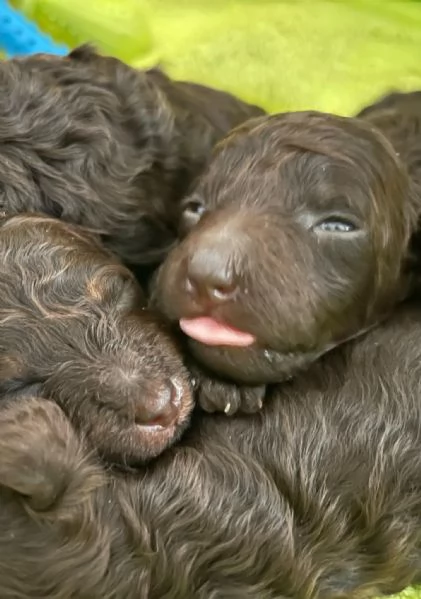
[0,213,194,466]
[0,45,264,277]
[1,303,421,598]
[152,110,420,413]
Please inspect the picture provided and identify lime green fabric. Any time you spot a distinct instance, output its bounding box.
[12,0,421,115]
[10,0,153,63]
[11,1,421,597]
[137,0,421,116]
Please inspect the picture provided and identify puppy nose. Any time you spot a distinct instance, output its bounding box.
[185,247,238,304]
[135,378,181,428]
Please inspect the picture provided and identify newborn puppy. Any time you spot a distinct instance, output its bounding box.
[0,45,264,275]
[1,303,421,598]
[0,214,194,465]
[153,110,419,414]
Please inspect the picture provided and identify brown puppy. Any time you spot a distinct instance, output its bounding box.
[1,303,421,598]
[0,213,194,466]
[0,45,264,277]
[153,110,419,414]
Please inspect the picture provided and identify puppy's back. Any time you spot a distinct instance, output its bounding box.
[162,304,421,597]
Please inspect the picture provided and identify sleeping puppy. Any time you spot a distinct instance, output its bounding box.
[0,45,265,277]
[152,110,420,414]
[0,213,194,466]
[1,303,421,598]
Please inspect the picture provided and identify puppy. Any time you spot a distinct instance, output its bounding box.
[1,303,421,598]
[153,110,419,414]
[0,213,194,466]
[0,45,265,277]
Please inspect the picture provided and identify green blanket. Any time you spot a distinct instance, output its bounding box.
[137,0,421,117]
[11,1,421,597]
[13,0,421,115]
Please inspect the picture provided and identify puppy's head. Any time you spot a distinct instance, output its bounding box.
[154,111,417,384]
[0,46,184,266]
[0,214,193,466]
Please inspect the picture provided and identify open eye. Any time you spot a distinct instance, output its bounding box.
[179,198,207,236]
[313,217,358,234]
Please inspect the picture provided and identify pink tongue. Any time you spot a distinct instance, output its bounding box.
[179,317,256,347]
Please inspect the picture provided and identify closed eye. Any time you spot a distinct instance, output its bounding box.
[313,217,357,234]
[298,208,363,236]
[179,197,207,237]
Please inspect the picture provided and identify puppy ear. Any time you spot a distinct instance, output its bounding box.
[0,397,103,511]
[68,44,101,63]
[146,73,265,186]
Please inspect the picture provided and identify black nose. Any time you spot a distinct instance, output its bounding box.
[185,246,238,305]
[134,377,182,428]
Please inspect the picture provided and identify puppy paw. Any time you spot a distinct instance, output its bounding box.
[191,367,266,416]
[0,397,103,511]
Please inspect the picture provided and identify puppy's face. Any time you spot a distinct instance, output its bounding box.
[0,215,193,466]
[154,112,416,384]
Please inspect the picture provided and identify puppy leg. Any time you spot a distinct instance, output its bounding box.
[190,364,266,416]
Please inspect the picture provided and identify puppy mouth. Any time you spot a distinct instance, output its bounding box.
[133,420,177,436]
[179,316,256,347]
[134,409,178,431]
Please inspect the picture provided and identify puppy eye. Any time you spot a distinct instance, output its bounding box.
[179,198,206,236]
[313,217,357,234]
[183,199,206,220]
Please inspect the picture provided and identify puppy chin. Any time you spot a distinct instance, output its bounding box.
[187,339,329,385]
[91,376,195,467]
[94,418,191,468]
